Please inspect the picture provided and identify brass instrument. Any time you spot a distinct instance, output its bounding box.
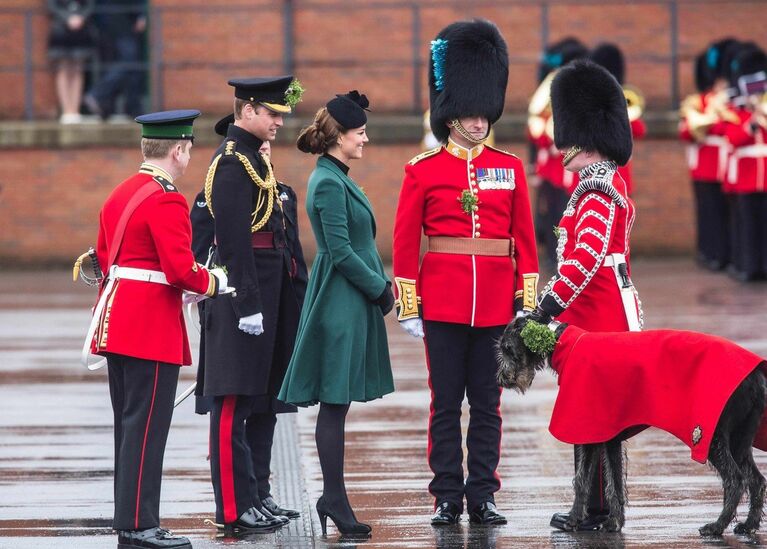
[623,85,645,122]
[527,71,556,140]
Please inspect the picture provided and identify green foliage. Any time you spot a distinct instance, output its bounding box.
[284,79,305,108]
[520,320,557,356]
[458,189,479,215]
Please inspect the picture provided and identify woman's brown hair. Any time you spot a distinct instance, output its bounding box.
[296,107,343,154]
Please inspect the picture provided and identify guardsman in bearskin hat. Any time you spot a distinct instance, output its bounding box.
[590,43,646,196]
[525,60,642,531]
[200,76,306,535]
[392,18,539,526]
[83,110,228,549]
[679,39,740,272]
[713,43,767,281]
[527,37,588,270]
[188,112,307,525]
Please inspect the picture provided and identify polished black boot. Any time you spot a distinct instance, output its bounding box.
[550,511,608,531]
[117,527,192,549]
[257,502,289,525]
[223,507,282,536]
[469,502,506,525]
[262,495,300,519]
[431,502,461,525]
[316,496,371,537]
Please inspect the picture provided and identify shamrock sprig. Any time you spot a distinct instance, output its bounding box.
[458,189,479,215]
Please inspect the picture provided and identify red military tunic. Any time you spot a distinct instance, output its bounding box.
[715,108,767,193]
[549,324,767,464]
[679,92,731,183]
[393,139,539,326]
[529,125,579,193]
[93,163,215,365]
[539,161,640,332]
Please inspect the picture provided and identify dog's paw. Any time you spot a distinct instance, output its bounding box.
[699,522,725,537]
[733,521,758,535]
[603,517,623,533]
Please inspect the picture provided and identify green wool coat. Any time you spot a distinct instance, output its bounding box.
[278,156,394,406]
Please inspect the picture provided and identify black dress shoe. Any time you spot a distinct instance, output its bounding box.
[550,511,608,531]
[223,507,282,536]
[431,502,461,525]
[117,527,191,549]
[469,502,507,525]
[262,495,300,519]
[258,503,290,525]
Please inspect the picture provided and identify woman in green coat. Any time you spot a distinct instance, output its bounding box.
[278,91,394,537]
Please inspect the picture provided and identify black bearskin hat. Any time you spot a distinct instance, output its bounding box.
[590,43,625,85]
[706,38,740,82]
[551,60,632,166]
[538,37,588,82]
[694,51,715,93]
[429,19,508,143]
[730,43,767,88]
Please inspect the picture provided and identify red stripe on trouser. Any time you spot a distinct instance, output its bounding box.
[135,362,160,529]
[219,395,238,523]
[423,337,438,510]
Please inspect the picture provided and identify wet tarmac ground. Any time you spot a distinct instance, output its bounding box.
[2,259,767,548]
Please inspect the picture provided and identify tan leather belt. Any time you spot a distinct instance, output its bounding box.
[428,236,512,256]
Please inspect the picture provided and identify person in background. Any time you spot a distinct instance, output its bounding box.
[84,0,147,120]
[46,0,96,124]
[279,91,395,538]
[679,39,739,271]
[589,42,647,196]
[527,37,588,270]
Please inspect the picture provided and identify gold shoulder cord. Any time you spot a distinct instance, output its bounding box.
[203,149,281,233]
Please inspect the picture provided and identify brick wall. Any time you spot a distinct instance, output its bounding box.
[0,136,695,265]
[3,1,766,119]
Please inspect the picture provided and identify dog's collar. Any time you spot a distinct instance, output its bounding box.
[547,320,562,332]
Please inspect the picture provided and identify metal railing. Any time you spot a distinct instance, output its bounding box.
[2,0,751,120]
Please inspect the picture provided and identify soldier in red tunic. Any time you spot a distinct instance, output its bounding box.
[89,110,227,549]
[679,39,739,271]
[526,60,642,531]
[392,19,539,526]
[712,44,767,281]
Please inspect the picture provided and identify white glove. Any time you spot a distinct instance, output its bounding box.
[238,313,264,336]
[210,268,229,294]
[399,318,424,338]
[182,291,206,305]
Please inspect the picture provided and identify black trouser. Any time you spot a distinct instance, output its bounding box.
[209,395,259,524]
[692,180,729,268]
[734,192,767,278]
[423,321,504,512]
[107,354,179,531]
[246,411,278,502]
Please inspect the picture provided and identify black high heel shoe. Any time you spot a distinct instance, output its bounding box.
[316,496,372,537]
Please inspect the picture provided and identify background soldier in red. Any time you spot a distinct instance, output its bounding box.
[90,110,226,549]
[392,19,539,526]
[528,60,642,531]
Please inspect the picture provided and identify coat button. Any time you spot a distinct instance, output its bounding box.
[475,231,481,237]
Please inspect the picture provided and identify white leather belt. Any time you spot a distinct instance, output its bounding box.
[602,253,641,332]
[81,265,170,370]
[727,144,767,185]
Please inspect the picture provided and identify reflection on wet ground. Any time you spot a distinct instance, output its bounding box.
[2,260,767,548]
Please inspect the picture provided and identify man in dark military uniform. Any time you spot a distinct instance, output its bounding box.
[89,110,227,549]
[200,76,307,535]
[189,112,307,527]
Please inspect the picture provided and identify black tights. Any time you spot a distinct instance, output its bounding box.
[315,402,355,521]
